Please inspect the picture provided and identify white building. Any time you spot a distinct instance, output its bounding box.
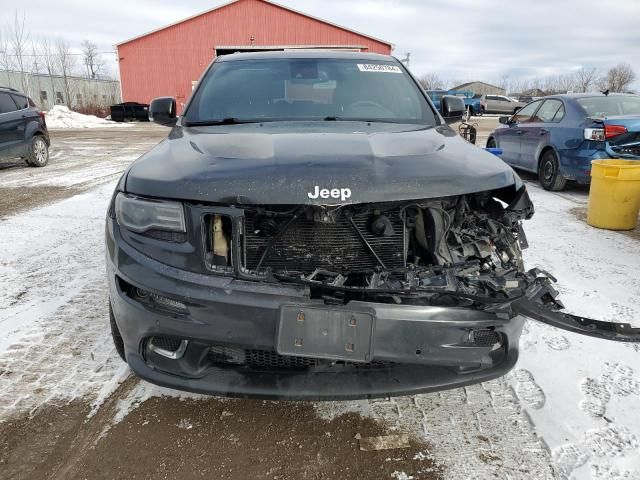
[0,70,121,110]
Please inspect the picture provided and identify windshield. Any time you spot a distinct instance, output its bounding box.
[577,95,640,117]
[185,58,436,125]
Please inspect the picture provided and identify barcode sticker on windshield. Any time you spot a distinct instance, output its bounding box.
[357,64,402,73]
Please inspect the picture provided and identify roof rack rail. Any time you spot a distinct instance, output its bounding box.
[0,86,19,92]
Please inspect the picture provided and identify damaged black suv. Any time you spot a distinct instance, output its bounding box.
[106,51,639,400]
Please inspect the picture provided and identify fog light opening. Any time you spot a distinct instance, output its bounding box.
[465,328,502,348]
[149,337,189,360]
[131,284,187,313]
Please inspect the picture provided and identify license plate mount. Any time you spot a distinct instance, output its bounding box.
[277,305,375,363]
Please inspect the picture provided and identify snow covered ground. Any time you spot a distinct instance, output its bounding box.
[45,106,131,129]
[0,128,638,479]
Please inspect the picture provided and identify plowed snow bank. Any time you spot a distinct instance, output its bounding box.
[45,106,130,129]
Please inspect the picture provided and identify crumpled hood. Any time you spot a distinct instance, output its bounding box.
[125,122,520,205]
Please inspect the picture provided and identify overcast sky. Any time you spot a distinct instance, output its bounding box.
[2,0,639,89]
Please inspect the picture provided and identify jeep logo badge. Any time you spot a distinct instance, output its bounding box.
[308,186,352,202]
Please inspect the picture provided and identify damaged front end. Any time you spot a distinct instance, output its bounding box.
[210,185,639,343]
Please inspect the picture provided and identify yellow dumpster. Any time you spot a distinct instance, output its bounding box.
[587,159,640,230]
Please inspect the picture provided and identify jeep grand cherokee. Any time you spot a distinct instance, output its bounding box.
[106,51,639,400]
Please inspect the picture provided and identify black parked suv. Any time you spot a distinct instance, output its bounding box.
[0,87,50,167]
[106,51,639,401]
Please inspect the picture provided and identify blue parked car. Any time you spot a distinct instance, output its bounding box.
[425,90,482,116]
[486,93,640,190]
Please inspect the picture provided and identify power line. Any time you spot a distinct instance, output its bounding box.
[0,51,117,57]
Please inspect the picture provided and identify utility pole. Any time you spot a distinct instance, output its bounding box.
[400,52,410,68]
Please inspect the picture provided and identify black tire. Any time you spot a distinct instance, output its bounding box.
[538,150,567,191]
[109,302,126,362]
[26,135,49,167]
[486,137,497,148]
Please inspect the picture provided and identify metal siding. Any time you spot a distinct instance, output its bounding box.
[118,0,392,113]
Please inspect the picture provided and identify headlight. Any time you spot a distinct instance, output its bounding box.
[115,193,185,233]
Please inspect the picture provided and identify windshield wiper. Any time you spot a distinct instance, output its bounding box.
[322,116,417,124]
[185,118,263,126]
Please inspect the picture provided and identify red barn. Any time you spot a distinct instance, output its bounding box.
[116,0,393,113]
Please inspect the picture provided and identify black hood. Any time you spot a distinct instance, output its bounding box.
[125,122,521,205]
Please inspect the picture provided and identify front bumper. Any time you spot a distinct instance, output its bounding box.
[107,220,524,400]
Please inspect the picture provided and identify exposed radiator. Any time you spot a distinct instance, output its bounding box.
[242,209,405,273]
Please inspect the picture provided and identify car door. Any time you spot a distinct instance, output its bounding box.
[518,99,563,171]
[0,92,21,159]
[497,96,513,113]
[485,95,501,113]
[500,100,543,166]
[10,94,31,155]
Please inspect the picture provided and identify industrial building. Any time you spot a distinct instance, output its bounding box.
[450,81,506,96]
[116,0,393,113]
[0,70,121,110]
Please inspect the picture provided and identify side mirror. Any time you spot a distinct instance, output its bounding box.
[440,95,465,124]
[498,115,511,125]
[149,97,177,127]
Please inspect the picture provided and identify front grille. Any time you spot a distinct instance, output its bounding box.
[208,345,393,371]
[611,145,640,157]
[243,209,405,273]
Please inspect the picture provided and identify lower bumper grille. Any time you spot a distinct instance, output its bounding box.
[469,329,501,347]
[150,335,182,352]
[209,345,393,371]
[243,209,405,274]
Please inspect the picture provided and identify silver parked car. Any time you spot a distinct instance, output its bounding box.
[482,94,526,114]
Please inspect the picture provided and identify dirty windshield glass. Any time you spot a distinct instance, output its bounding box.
[577,95,640,117]
[185,58,436,125]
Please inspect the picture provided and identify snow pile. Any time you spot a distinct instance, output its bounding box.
[45,105,129,129]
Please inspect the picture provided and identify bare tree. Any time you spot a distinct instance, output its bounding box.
[542,73,575,94]
[497,74,511,94]
[417,72,444,90]
[8,11,30,94]
[81,39,103,79]
[55,39,76,106]
[574,66,600,93]
[0,28,13,87]
[28,38,45,105]
[38,37,58,105]
[605,63,636,92]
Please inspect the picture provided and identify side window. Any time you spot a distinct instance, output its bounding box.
[512,100,542,123]
[10,94,29,110]
[55,92,64,104]
[0,92,17,114]
[486,95,499,101]
[552,104,565,122]
[536,99,564,123]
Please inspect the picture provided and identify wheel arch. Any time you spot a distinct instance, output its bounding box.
[537,145,559,170]
[25,121,49,145]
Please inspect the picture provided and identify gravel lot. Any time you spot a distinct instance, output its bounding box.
[0,121,638,480]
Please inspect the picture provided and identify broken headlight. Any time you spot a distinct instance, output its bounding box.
[115,193,185,234]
